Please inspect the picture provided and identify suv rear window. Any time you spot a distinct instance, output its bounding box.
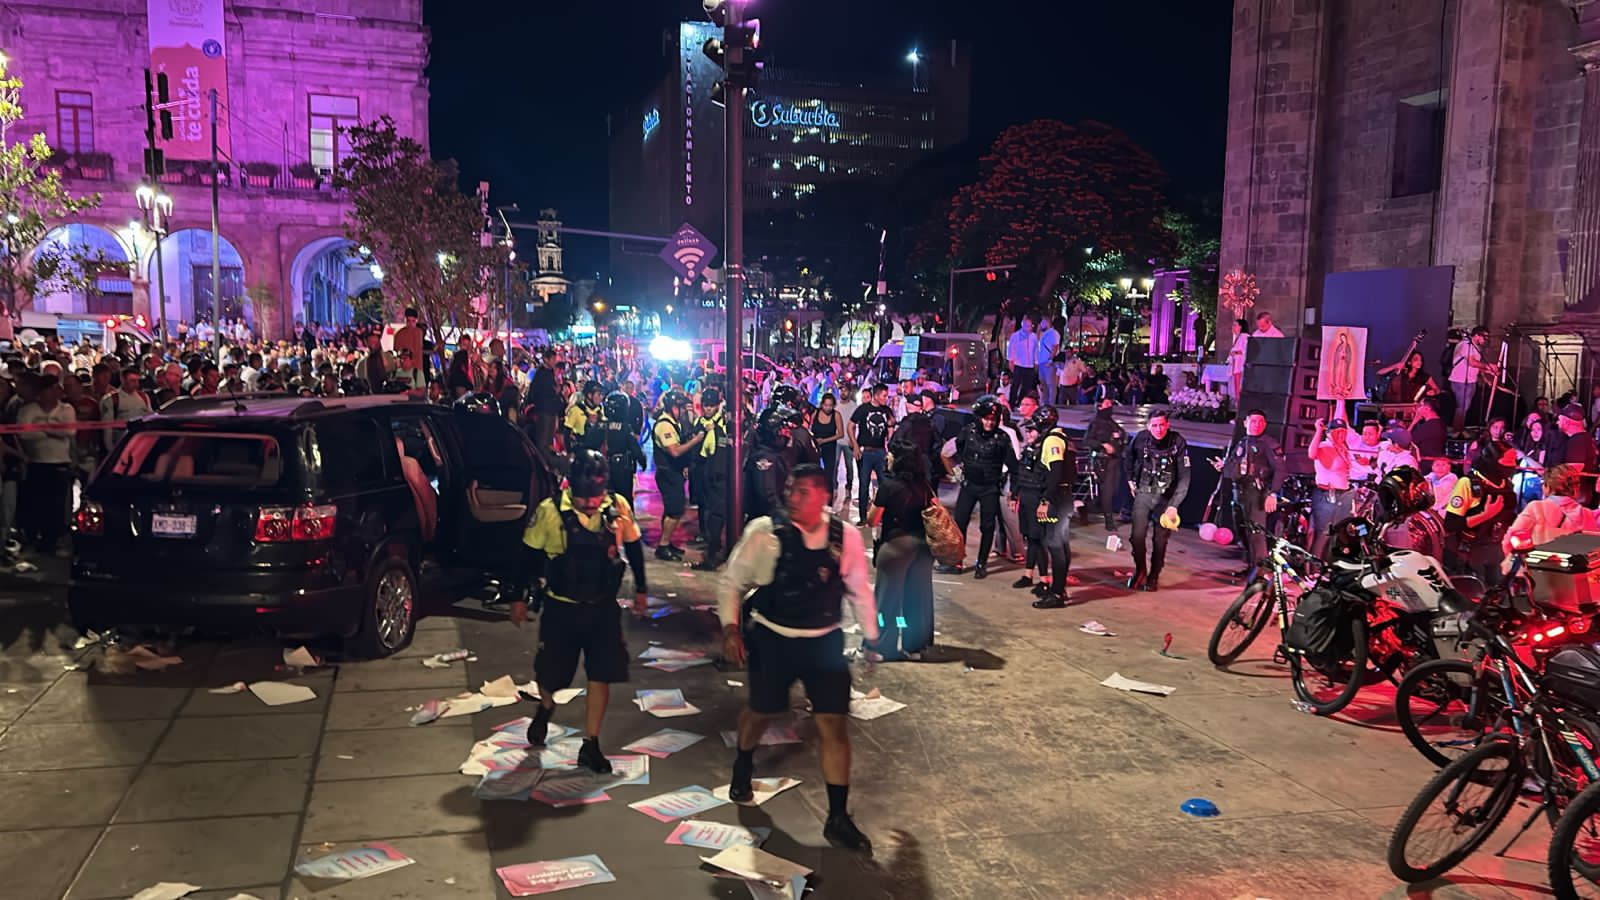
[103,431,285,487]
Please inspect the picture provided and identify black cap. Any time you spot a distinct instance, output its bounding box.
[1561,402,1587,421]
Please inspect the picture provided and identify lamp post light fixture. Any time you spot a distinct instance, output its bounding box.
[135,183,174,343]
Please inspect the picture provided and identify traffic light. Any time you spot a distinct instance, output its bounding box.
[985,271,997,282]
[702,1,761,108]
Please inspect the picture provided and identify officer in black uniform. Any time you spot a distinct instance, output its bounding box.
[949,394,1017,579]
[591,391,647,506]
[1011,407,1055,595]
[746,404,795,524]
[508,449,649,774]
[769,384,820,469]
[1083,396,1127,531]
[1123,410,1191,591]
[1030,406,1079,607]
[1213,408,1285,578]
[693,385,733,571]
[651,390,705,560]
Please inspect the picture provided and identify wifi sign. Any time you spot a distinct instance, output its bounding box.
[659,222,719,283]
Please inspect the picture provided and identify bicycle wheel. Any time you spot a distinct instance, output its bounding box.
[1288,615,1368,716]
[1387,737,1523,883]
[1550,778,1600,898]
[1207,580,1275,667]
[1394,658,1506,768]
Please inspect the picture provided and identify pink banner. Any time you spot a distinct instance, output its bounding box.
[147,0,231,161]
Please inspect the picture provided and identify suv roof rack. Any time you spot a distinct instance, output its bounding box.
[156,392,418,419]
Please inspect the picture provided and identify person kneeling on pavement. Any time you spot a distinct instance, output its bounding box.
[719,464,878,851]
[509,449,649,774]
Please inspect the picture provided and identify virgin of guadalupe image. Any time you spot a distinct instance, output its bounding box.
[1330,329,1356,398]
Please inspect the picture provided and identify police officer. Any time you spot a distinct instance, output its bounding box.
[565,380,605,448]
[652,389,704,560]
[592,391,647,506]
[1083,396,1127,531]
[693,385,733,571]
[1010,407,1054,596]
[509,449,649,774]
[1028,407,1078,608]
[948,394,1017,579]
[718,464,878,852]
[746,404,795,524]
[1212,408,1285,578]
[1124,411,1191,591]
[769,384,820,468]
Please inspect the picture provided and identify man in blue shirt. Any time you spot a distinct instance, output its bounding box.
[1035,316,1062,405]
[1006,314,1038,406]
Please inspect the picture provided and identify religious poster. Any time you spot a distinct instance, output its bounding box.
[147,0,232,161]
[1317,325,1367,401]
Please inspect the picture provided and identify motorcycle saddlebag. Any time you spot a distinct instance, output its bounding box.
[1285,588,1356,668]
[1547,645,1600,713]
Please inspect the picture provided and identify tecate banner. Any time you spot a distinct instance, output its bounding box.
[147,0,231,161]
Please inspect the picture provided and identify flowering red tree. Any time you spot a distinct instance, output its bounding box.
[948,120,1172,317]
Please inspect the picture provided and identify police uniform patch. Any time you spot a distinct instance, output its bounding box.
[1449,495,1464,510]
[755,458,773,471]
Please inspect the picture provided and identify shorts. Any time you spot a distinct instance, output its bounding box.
[656,466,686,518]
[745,624,850,715]
[534,599,629,688]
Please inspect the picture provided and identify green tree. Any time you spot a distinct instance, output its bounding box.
[334,116,501,349]
[0,57,106,319]
[948,120,1171,327]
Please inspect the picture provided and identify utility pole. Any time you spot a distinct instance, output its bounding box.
[143,69,171,345]
[209,89,222,360]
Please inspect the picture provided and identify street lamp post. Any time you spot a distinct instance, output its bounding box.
[136,184,173,345]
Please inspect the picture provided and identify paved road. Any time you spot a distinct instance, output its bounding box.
[0,506,1556,899]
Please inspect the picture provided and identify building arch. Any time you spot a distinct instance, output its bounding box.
[143,228,249,331]
[28,223,134,315]
[288,236,381,330]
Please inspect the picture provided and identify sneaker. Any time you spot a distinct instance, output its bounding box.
[1011,575,1033,589]
[690,557,721,572]
[655,545,684,561]
[577,738,613,775]
[730,756,755,803]
[934,562,964,575]
[526,706,554,747]
[1031,582,1049,598]
[973,565,988,581]
[823,812,873,852]
[1032,594,1070,609]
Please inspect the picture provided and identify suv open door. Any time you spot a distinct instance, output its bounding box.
[441,407,549,573]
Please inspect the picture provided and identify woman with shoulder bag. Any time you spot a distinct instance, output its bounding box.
[866,438,937,661]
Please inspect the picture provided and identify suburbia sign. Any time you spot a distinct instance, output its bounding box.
[750,99,842,130]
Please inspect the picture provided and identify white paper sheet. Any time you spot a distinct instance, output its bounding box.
[282,645,320,668]
[700,845,813,882]
[622,728,705,758]
[247,681,317,706]
[129,883,201,900]
[207,682,246,694]
[712,776,801,806]
[1100,672,1176,696]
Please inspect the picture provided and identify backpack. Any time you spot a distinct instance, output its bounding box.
[1285,587,1360,671]
[922,498,965,566]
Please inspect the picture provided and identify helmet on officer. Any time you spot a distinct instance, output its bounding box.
[1373,465,1433,523]
[1024,405,1059,434]
[701,385,724,410]
[582,380,604,403]
[757,403,797,448]
[971,394,1002,427]
[568,449,610,499]
[660,389,690,416]
[769,384,803,410]
[603,390,630,422]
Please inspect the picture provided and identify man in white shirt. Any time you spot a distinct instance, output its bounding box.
[1448,326,1493,430]
[100,367,152,452]
[719,465,877,852]
[1005,314,1038,406]
[1254,311,1284,339]
[832,385,861,511]
[1377,424,1421,475]
[1035,316,1062,405]
[1348,421,1383,483]
[17,377,75,555]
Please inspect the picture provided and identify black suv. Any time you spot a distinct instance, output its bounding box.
[69,393,549,657]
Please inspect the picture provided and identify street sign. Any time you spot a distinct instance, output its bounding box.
[659,223,718,283]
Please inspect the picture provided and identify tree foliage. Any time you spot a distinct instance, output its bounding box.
[334,116,501,346]
[0,60,106,317]
[947,120,1172,312]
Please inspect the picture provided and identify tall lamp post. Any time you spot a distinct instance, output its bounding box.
[136,183,173,345]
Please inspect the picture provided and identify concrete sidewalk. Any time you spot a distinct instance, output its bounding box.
[0,521,1555,899]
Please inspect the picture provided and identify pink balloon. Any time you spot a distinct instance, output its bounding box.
[1198,522,1218,542]
[1213,527,1234,545]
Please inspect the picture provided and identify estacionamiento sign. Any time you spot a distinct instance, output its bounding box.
[749,99,842,130]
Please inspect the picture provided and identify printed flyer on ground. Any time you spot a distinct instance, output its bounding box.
[496,854,617,896]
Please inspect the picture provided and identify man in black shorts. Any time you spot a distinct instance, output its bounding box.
[651,389,704,559]
[719,464,878,851]
[510,450,649,773]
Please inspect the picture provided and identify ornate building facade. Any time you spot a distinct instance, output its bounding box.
[1220,0,1600,397]
[3,0,428,337]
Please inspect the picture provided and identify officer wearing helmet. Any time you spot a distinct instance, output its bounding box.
[769,384,820,469]
[652,389,705,560]
[1211,408,1285,579]
[1026,406,1078,608]
[747,403,796,523]
[1011,406,1057,598]
[508,449,649,775]
[694,385,733,570]
[945,394,1017,579]
[592,391,647,505]
[565,380,605,445]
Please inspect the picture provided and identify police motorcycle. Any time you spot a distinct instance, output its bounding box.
[1283,467,1465,716]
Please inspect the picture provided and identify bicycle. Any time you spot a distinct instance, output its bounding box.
[1387,592,1600,883]
[1206,526,1318,667]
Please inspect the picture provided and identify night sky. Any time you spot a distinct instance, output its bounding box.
[425,0,1232,279]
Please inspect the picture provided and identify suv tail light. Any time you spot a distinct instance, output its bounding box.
[73,500,104,535]
[255,504,338,543]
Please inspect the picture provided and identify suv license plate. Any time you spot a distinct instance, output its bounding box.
[151,514,197,538]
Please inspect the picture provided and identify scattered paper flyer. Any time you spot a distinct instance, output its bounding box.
[746,877,809,900]
[283,645,321,668]
[623,728,706,759]
[848,688,905,721]
[459,719,577,776]
[207,681,247,694]
[634,689,701,718]
[713,776,801,806]
[248,681,317,706]
[628,785,728,822]
[700,845,812,886]
[720,723,801,748]
[474,766,548,801]
[1079,620,1116,637]
[602,754,651,787]
[1101,672,1177,696]
[638,646,707,661]
[553,688,587,704]
[665,819,772,851]
[496,855,617,896]
[530,769,613,807]
[293,841,414,881]
[481,675,521,698]
[130,884,201,900]
[643,657,715,672]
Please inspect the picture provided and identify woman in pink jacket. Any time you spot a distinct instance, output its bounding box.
[1502,464,1600,567]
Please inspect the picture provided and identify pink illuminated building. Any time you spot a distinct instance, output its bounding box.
[1,0,429,338]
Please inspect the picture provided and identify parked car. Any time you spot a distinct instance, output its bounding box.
[69,392,552,657]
